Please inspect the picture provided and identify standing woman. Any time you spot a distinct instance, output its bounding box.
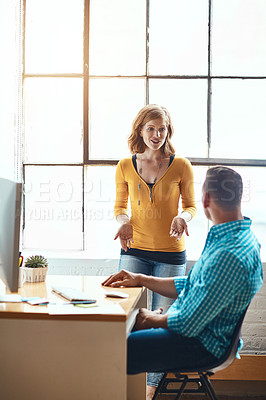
[114,104,196,312]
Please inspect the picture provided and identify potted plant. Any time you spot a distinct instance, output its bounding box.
[22,255,48,283]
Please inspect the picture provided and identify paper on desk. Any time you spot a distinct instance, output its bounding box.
[47,303,125,315]
[0,294,22,302]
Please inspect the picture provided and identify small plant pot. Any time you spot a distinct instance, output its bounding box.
[22,267,48,283]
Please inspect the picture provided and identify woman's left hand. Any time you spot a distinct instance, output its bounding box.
[170,216,189,241]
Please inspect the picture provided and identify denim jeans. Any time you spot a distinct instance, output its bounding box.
[127,328,218,387]
[119,254,186,313]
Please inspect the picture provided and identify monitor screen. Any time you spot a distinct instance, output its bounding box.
[0,177,22,292]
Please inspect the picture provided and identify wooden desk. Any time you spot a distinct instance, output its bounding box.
[0,275,147,400]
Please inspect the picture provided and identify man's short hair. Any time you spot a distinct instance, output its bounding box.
[203,166,243,211]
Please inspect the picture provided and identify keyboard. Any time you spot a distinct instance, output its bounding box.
[51,285,96,302]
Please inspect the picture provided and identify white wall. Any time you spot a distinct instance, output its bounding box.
[242,262,266,355]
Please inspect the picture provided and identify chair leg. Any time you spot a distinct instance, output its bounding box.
[152,374,188,400]
[199,373,218,400]
[174,377,188,400]
[153,372,218,400]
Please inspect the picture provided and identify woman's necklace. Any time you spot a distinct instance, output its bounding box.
[137,156,164,205]
[138,157,163,184]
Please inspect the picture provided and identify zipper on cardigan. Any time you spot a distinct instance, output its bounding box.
[149,186,153,203]
[138,182,154,205]
[138,183,141,206]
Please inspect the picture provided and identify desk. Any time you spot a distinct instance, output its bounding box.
[0,275,147,400]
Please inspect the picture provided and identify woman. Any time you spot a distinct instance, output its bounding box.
[114,104,196,312]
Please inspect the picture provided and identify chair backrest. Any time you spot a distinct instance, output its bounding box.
[207,305,249,374]
[163,304,250,375]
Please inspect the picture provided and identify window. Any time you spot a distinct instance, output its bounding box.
[22,0,266,261]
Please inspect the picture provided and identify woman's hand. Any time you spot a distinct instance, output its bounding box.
[114,222,134,251]
[170,216,189,241]
[134,308,168,330]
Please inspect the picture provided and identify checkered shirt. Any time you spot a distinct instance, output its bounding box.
[167,217,263,359]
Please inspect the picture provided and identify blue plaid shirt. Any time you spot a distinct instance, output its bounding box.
[167,217,263,359]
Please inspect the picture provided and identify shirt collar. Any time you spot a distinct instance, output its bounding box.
[208,217,252,239]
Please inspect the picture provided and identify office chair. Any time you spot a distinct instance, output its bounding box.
[152,306,249,400]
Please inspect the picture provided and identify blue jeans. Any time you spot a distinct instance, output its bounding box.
[127,328,218,387]
[119,254,186,313]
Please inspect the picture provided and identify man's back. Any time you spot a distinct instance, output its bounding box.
[167,217,263,359]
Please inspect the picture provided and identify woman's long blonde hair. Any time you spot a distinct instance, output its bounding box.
[128,104,175,155]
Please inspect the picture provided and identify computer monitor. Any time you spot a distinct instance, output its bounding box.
[0,177,22,292]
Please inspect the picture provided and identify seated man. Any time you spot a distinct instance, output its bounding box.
[103,166,263,400]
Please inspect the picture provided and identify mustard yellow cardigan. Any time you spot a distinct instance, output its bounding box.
[114,156,197,253]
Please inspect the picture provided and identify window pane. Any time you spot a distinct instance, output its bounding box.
[186,166,266,263]
[210,79,266,159]
[89,0,146,76]
[84,166,119,259]
[212,0,266,76]
[149,0,208,75]
[89,78,145,160]
[185,166,209,261]
[24,78,83,163]
[149,79,208,158]
[0,0,19,180]
[24,166,83,250]
[25,0,83,74]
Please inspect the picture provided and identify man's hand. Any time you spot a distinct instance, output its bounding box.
[103,271,178,300]
[114,222,134,251]
[102,269,141,288]
[134,308,168,330]
[170,216,189,241]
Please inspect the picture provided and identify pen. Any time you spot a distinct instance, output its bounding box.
[69,300,96,305]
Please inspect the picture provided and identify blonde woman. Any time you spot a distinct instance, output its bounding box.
[114,104,196,313]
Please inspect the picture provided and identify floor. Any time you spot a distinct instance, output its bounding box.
[154,378,266,400]
[157,396,266,400]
